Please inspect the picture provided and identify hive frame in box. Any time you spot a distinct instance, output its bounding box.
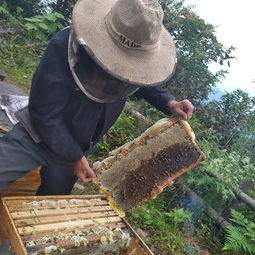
[93,118,207,214]
[0,195,154,255]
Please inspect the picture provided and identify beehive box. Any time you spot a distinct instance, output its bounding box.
[93,118,207,214]
[0,168,41,198]
[0,127,41,198]
[0,195,153,255]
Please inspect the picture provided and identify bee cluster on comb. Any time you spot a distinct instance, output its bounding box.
[93,118,207,215]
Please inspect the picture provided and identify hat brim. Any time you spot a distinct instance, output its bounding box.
[72,0,176,86]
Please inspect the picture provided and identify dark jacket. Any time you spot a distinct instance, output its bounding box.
[27,28,175,162]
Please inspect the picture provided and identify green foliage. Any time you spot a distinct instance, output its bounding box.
[0,43,40,91]
[231,113,255,163]
[2,0,75,23]
[182,104,255,253]
[2,0,41,17]
[44,0,77,23]
[223,210,255,254]
[186,136,255,213]
[0,5,65,88]
[93,112,136,158]
[129,97,167,124]
[0,3,26,44]
[1,1,253,254]
[196,89,255,148]
[159,0,235,103]
[24,13,65,41]
[0,4,42,89]
[129,195,195,255]
[192,151,255,198]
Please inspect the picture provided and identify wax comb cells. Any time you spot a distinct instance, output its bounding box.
[93,118,207,214]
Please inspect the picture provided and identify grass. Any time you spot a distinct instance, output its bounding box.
[0,43,43,93]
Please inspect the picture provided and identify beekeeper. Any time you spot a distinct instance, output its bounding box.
[0,0,193,195]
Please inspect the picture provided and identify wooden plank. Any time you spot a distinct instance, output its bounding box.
[5,195,106,201]
[19,168,40,178]
[0,126,8,133]
[11,205,113,220]
[6,182,41,191]
[0,166,40,196]
[1,167,41,196]
[0,200,27,255]
[7,198,108,212]
[124,237,150,255]
[25,231,124,254]
[0,206,8,243]
[8,199,109,212]
[123,219,154,255]
[5,195,106,205]
[0,227,7,244]
[15,211,118,227]
[8,174,40,182]
[21,222,126,243]
[18,216,122,236]
[0,191,36,197]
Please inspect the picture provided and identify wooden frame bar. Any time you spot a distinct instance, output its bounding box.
[0,199,27,254]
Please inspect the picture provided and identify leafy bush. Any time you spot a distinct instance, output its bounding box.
[0,43,40,91]
[24,13,65,41]
[223,210,255,254]
[0,6,65,89]
[129,195,195,255]
[195,90,255,148]
[0,4,26,44]
[160,0,235,103]
[188,150,255,200]
[93,112,136,158]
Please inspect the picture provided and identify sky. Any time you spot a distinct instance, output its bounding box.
[184,0,255,96]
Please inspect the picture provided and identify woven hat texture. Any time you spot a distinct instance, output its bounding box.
[72,0,176,86]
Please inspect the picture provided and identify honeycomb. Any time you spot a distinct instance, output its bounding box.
[93,118,207,214]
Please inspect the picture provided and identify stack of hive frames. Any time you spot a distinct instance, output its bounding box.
[93,118,207,214]
[0,195,153,255]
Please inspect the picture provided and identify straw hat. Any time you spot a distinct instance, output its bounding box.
[71,0,176,86]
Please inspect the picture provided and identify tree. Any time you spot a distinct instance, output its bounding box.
[231,113,255,162]
[159,0,235,104]
[2,0,76,22]
[195,89,255,148]
[45,0,76,23]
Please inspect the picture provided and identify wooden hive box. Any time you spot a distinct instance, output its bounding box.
[0,168,41,198]
[0,127,41,198]
[0,195,153,255]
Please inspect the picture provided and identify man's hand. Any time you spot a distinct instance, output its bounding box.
[167,99,194,120]
[74,156,96,183]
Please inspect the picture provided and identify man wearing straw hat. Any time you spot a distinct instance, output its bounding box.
[0,0,193,195]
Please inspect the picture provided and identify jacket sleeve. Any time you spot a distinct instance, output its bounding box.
[134,84,176,115]
[28,36,84,162]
